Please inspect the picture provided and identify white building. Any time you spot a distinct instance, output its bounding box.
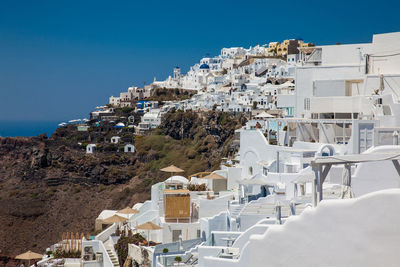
[124,144,135,153]
[86,144,96,154]
[110,136,121,144]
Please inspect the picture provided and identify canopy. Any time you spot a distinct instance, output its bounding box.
[103,214,128,224]
[160,165,184,173]
[117,206,139,215]
[135,221,163,230]
[15,251,43,260]
[202,173,226,180]
[255,112,275,119]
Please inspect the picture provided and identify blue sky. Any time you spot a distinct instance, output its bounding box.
[0,0,399,121]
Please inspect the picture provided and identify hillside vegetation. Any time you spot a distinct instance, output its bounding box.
[146,88,197,102]
[0,110,246,264]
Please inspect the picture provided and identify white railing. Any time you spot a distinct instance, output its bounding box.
[96,223,117,243]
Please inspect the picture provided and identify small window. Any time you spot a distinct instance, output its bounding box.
[304,98,310,110]
[263,167,268,176]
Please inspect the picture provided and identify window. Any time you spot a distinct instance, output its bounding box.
[249,166,253,175]
[304,98,310,110]
[263,167,268,176]
[197,230,201,238]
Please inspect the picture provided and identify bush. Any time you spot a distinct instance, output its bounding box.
[188,184,207,191]
[53,249,81,259]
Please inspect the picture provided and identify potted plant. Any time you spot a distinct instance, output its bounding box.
[175,256,182,266]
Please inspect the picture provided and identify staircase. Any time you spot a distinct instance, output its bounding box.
[229,203,245,218]
[105,240,120,267]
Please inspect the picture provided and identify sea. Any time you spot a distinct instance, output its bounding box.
[0,120,60,137]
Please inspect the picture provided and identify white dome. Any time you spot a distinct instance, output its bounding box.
[116,122,125,127]
[165,175,189,184]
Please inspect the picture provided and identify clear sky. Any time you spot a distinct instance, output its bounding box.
[0,0,399,121]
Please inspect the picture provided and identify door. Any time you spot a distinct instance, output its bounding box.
[172,230,182,242]
[359,123,374,153]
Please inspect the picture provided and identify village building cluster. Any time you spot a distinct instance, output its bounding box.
[42,32,400,267]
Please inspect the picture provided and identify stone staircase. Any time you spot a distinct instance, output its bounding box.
[105,240,120,267]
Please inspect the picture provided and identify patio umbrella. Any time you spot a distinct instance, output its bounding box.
[255,112,275,119]
[117,207,139,231]
[16,250,43,266]
[160,165,184,173]
[103,214,128,224]
[202,173,226,180]
[117,206,139,215]
[135,222,163,246]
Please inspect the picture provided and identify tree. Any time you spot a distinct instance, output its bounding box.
[175,256,182,266]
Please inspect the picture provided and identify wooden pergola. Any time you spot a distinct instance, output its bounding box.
[310,152,400,206]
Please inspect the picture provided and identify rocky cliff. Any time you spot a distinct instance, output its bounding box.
[0,110,246,265]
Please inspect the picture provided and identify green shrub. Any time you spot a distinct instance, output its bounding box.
[53,248,80,258]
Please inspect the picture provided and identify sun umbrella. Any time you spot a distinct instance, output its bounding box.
[117,207,139,230]
[160,165,184,173]
[202,173,226,180]
[117,206,139,215]
[103,214,128,224]
[16,250,43,266]
[255,111,275,119]
[135,222,163,246]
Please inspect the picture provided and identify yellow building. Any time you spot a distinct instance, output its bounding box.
[299,40,315,48]
[276,41,289,56]
[268,39,314,57]
[267,42,280,55]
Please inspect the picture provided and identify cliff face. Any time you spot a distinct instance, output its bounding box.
[0,110,246,264]
[0,135,147,265]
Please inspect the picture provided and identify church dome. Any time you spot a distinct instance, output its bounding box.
[199,63,210,69]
